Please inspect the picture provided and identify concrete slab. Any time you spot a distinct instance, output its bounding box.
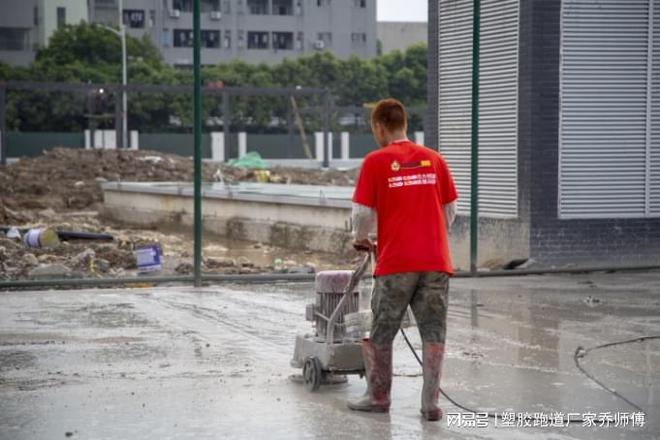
[1,271,659,439]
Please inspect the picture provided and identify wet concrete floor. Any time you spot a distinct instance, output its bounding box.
[1,271,659,439]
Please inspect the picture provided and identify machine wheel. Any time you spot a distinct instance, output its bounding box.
[303,356,323,392]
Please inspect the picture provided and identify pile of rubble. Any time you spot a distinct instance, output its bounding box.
[0,148,358,281]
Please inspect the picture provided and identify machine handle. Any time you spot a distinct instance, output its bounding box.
[325,252,371,344]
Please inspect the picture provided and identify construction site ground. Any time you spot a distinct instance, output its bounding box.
[0,149,358,281]
[1,271,658,439]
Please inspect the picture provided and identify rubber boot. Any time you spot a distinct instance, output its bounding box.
[420,342,445,421]
[347,338,392,412]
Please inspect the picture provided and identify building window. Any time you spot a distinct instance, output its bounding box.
[173,29,221,48]
[316,32,331,49]
[95,0,117,8]
[172,0,193,12]
[351,32,366,44]
[296,31,303,50]
[173,0,218,12]
[273,0,293,15]
[57,7,66,28]
[223,30,231,48]
[247,0,269,14]
[123,10,145,28]
[174,29,193,47]
[317,0,331,6]
[352,0,366,7]
[223,0,231,14]
[201,0,220,12]
[247,31,269,49]
[202,30,220,48]
[33,6,38,26]
[0,28,30,51]
[149,9,156,27]
[162,28,170,47]
[273,32,293,50]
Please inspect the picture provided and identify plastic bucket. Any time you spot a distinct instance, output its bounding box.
[23,228,60,248]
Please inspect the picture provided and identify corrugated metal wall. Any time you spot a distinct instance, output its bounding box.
[652,1,660,214]
[560,0,660,218]
[437,0,520,218]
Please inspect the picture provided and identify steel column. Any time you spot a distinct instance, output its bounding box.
[193,0,203,287]
[223,90,231,160]
[114,88,123,149]
[469,0,481,274]
[0,84,6,165]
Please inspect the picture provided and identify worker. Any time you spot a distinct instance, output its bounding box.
[348,98,457,421]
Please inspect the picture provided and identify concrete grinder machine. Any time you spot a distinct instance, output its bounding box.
[290,253,373,391]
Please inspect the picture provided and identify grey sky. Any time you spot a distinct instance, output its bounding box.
[377,0,427,22]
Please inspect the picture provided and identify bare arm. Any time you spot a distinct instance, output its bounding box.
[352,202,376,241]
[443,201,456,229]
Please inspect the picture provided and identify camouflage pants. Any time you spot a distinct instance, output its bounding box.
[370,272,449,346]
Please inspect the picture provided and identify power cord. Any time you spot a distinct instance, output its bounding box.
[400,329,660,424]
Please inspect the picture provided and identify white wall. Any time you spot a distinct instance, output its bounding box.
[39,0,88,46]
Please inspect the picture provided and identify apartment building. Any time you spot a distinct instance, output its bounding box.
[0,0,88,66]
[89,0,377,66]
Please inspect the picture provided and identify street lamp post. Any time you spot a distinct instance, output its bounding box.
[119,0,128,150]
[98,0,128,149]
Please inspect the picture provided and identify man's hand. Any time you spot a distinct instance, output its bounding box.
[353,238,374,252]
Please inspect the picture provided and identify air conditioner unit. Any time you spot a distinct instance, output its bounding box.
[169,9,181,18]
[210,11,222,20]
[313,40,325,50]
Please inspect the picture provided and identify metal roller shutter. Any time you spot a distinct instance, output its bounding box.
[652,0,660,214]
[560,0,650,218]
[438,0,519,218]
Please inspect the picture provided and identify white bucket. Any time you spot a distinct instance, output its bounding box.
[23,228,60,248]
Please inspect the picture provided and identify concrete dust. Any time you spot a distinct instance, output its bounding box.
[0,271,659,439]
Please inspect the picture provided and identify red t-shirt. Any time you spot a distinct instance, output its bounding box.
[352,140,458,277]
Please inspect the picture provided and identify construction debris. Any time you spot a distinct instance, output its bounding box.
[0,148,358,281]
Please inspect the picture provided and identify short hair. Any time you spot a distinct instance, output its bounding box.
[371,98,407,132]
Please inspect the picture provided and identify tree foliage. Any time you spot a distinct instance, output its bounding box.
[0,23,427,132]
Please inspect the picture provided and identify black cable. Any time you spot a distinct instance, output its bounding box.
[399,329,660,423]
[574,336,660,413]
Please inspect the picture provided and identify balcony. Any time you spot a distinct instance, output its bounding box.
[247,0,269,15]
[272,0,293,15]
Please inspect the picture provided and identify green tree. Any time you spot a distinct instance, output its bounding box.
[0,22,428,133]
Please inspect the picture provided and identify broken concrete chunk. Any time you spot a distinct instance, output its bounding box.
[22,254,39,267]
[95,259,111,273]
[72,249,96,266]
[237,256,253,267]
[29,264,72,279]
[205,257,236,268]
[175,262,193,274]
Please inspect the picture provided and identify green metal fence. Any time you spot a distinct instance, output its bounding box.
[139,133,212,158]
[7,132,85,158]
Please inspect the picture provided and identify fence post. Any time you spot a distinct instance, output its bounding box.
[84,130,91,149]
[130,130,139,150]
[223,90,231,161]
[114,88,123,149]
[315,132,324,163]
[238,132,247,158]
[287,93,294,158]
[414,131,425,145]
[0,84,6,165]
[341,131,349,160]
[211,132,224,161]
[322,90,331,168]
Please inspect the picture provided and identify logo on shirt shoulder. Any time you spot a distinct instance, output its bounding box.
[390,160,401,172]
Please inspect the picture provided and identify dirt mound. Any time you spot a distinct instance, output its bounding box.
[0,148,357,223]
[0,148,358,281]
